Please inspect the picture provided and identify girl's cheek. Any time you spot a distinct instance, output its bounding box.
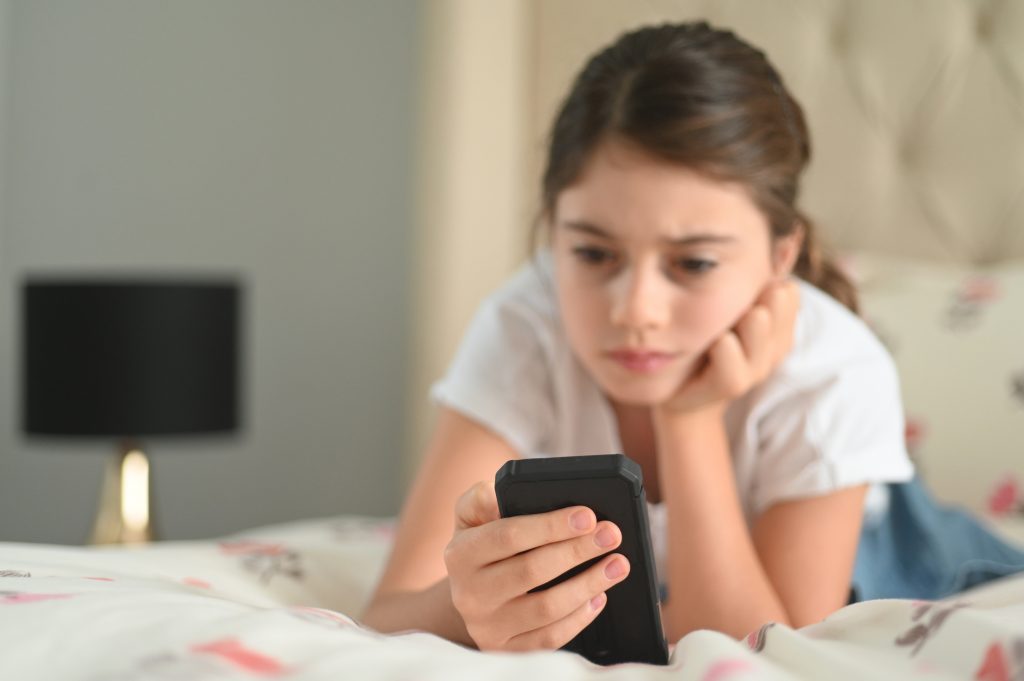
[558,282,606,347]
[582,297,612,342]
[674,292,749,347]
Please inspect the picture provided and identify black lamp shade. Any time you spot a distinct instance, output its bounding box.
[22,279,241,437]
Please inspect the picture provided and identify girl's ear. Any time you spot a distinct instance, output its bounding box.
[772,222,804,279]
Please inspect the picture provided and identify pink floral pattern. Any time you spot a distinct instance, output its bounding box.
[947,276,1001,331]
[905,417,927,460]
[218,541,303,584]
[116,639,288,679]
[854,257,1023,515]
[974,639,1024,681]
[701,659,755,681]
[744,622,775,653]
[988,476,1024,517]
[190,638,288,676]
[4,516,1024,680]
[0,592,74,605]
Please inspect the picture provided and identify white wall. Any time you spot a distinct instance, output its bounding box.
[0,0,11,537]
[0,0,420,543]
[404,0,533,483]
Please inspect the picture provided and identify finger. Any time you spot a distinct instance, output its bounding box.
[707,331,750,396]
[734,304,772,379]
[462,504,597,567]
[763,280,798,320]
[677,335,739,408]
[759,281,799,365]
[501,554,628,649]
[775,282,801,362]
[503,593,606,652]
[454,480,501,531]
[756,278,778,305]
[482,520,622,602]
[755,280,800,363]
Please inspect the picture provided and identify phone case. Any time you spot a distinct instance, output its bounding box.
[494,454,669,666]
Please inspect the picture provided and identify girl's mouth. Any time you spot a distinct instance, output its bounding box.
[606,349,678,373]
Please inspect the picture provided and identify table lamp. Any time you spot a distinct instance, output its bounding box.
[21,277,241,545]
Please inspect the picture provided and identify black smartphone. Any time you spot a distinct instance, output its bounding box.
[494,453,669,666]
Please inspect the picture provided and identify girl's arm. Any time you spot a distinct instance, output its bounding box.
[360,575,471,644]
[361,407,626,649]
[653,407,867,640]
[360,406,519,643]
[750,479,866,626]
[653,281,866,639]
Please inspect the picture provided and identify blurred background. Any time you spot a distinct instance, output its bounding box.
[0,0,535,545]
[0,0,431,543]
[2,0,1022,544]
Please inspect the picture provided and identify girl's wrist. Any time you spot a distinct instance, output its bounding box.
[652,401,726,433]
[652,404,728,463]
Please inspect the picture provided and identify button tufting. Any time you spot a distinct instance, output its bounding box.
[831,24,848,52]
[532,1,1024,263]
[976,12,993,41]
[899,140,918,168]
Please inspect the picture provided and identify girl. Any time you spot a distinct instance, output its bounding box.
[361,21,1024,650]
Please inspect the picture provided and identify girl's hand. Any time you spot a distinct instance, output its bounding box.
[659,280,800,418]
[444,480,630,652]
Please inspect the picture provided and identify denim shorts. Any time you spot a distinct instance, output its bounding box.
[849,476,1024,603]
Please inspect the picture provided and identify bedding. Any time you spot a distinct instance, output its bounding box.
[848,254,1024,515]
[4,514,1024,680]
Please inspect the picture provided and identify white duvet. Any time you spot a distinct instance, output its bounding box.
[3,515,1024,680]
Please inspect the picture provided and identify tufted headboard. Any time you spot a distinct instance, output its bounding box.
[528,0,1024,265]
[409,1,1024,514]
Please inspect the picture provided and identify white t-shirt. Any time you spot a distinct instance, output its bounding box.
[431,251,915,579]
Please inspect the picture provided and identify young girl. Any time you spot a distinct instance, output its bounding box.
[361,21,1024,650]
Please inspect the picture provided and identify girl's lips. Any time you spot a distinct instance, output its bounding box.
[606,350,677,373]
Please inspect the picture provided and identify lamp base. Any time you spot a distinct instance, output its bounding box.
[90,440,157,545]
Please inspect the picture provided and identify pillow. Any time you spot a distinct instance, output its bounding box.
[839,253,1024,517]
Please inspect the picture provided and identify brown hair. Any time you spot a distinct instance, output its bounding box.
[534,21,858,313]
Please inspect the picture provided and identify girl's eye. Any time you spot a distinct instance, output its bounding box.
[572,246,617,266]
[674,258,717,274]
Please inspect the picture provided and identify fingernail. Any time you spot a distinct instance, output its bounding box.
[570,509,593,531]
[594,527,616,548]
[590,592,606,611]
[604,558,627,580]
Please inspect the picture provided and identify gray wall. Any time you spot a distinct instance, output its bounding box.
[0,1,419,543]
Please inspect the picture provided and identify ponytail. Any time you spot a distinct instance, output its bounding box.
[793,212,859,315]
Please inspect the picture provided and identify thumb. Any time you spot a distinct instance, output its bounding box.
[454,480,500,530]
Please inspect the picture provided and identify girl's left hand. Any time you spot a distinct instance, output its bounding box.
[658,280,801,418]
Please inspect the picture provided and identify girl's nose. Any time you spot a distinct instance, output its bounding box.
[609,263,671,332]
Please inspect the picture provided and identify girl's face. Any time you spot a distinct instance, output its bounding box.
[552,137,798,406]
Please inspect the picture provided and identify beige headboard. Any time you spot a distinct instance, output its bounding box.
[406,0,1024,477]
[530,0,1024,265]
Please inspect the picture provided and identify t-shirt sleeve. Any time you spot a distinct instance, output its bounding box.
[429,296,555,457]
[750,353,915,517]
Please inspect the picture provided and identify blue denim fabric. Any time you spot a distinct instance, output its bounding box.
[850,476,1024,603]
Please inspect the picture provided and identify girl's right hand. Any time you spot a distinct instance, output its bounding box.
[444,480,631,652]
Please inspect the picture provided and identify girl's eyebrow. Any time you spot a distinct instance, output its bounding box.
[561,219,736,246]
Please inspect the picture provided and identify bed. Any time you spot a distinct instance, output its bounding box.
[3,515,1024,679]
[5,1,1024,678]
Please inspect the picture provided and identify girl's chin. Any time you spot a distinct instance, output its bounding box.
[584,355,702,406]
[596,373,686,407]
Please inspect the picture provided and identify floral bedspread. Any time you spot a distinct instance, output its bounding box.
[2,515,1024,680]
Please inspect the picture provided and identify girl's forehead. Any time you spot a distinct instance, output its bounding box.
[555,143,769,243]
